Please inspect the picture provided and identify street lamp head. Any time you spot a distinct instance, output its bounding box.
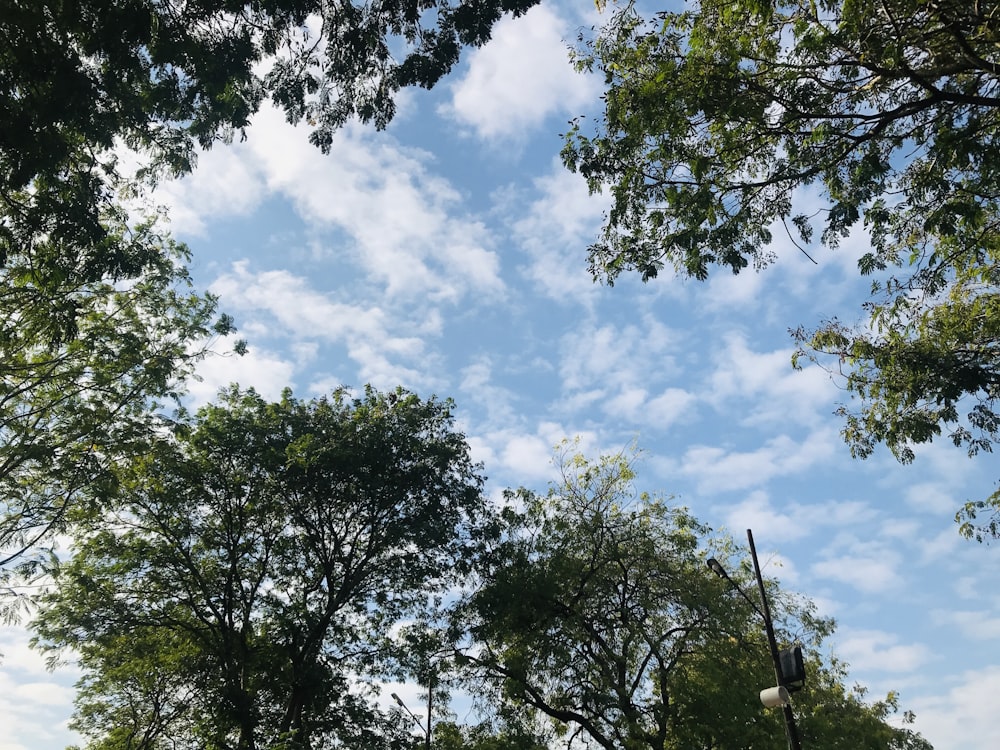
[706,557,726,578]
[391,692,404,707]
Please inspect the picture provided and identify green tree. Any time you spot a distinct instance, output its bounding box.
[563,0,1000,537]
[0,217,233,607]
[1,0,542,285]
[31,385,489,750]
[459,446,932,749]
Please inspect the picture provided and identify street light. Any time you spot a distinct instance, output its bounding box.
[707,529,803,750]
[391,688,432,750]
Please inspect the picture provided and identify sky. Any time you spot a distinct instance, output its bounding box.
[4,3,1000,749]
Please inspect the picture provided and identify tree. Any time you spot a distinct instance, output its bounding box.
[1,0,541,575]
[0,218,234,609]
[31,385,490,750]
[1,0,542,286]
[459,445,932,749]
[562,0,1000,537]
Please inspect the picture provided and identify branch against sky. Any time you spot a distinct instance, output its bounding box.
[1,0,543,293]
[0,213,235,611]
[563,0,1000,536]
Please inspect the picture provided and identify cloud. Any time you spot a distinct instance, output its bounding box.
[151,106,503,304]
[551,314,698,431]
[245,109,504,303]
[719,491,876,544]
[678,429,838,493]
[154,143,267,236]
[0,628,79,750]
[440,5,600,141]
[205,263,446,392]
[931,609,1000,640]
[472,423,603,488]
[189,337,297,407]
[702,333,840,428]
[835,628,934,674]
[511,162,609,304]
[903,482,957,515]
[909,666,1000,749]
[810,536,903,594]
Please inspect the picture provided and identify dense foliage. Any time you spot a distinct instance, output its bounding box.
[32,386,489,750]
[458,446,933,749]
[2,0,541,284]
[0,221,232,607]
[564,0,1000,537]
[1,0,539,580]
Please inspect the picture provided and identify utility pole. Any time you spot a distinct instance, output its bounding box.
[747,528,803,750]
[706,529,804,750]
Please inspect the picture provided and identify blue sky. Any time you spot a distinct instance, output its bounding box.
[4,3,1000,748]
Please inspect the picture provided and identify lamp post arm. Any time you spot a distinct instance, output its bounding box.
[391,692,426,736]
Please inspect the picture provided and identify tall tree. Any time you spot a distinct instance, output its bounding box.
[459,446,932,749]
[563,0,1000,537]
[32,385,488,750]
[0,218,233,607]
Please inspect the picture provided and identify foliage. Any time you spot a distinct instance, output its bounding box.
[1,0,542,286]
[31,385,489,750]
[459,445,933,749]
[430,720,549,750]
[564,0,1000,536]
[0,215,233,613]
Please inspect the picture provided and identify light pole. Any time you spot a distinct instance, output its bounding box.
[391,680,432,750]
[707,528,803,750]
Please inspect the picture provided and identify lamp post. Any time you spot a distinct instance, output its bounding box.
[707,529,803,750]
[391,678,432,750]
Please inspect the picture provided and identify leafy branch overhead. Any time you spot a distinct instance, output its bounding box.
[565,0,1000,536]
[0,0,541,576]
[2,0,542,282]
[0,221,233,610]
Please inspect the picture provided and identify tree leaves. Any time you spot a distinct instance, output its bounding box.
[31,386,488,750]
[459,447,931,750]
[570,0,1000,537]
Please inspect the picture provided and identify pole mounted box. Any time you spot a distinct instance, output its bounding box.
[779,646,806,692]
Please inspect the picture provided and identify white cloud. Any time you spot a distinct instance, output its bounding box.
[207,263,442,392]
[904,482,957,515]
[909,666,1000,750]
[552,315,697,429]
[810,537,903,594]
[244,109,504,303]
[189,338,297,407]
[155,143,267,236]
[931,609,1000,640]
[722,491,870,544]
[500,433,556,482]
[835,628,934,674]
[458,356,520,428]
[703,333,840,428]
[510,161,609,304]
[679,429,838,493]
[151,106,503,304]
[441,5,600,141]
[0,628,79,750]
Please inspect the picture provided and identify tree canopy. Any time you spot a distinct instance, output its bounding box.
[458,446,932,750]
[1,0,540,587]
[563,0,1000,537]
[0,222,233,608]
[31,385,489,750]
[2,0,542,285]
